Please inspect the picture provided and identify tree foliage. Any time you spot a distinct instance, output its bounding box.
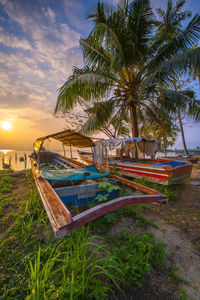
[55,0,200,140]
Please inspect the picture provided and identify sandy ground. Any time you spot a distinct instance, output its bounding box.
[148,215,200,299]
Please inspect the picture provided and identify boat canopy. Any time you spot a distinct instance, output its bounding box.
[94,137,158,163]
[33,130,94,153]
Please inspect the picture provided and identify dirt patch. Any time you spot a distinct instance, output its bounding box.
[143,181,200,299]
[147,216,200,300]
[13,180,31,197]
[152,183,200,246]
[191,167,200,180]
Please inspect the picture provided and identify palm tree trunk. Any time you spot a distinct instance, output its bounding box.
[129,102,139,158]
[129,103,139,138]
[164,139,167,157]
[177,106,189,156]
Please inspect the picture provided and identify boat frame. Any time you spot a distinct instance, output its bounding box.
[31,130,168,237]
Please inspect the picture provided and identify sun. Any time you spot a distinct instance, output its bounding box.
[1,121,12,131]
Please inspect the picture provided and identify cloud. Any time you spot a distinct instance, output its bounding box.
[0,28,32,50]
[0,0,84,129]
[43,6,56,24]
[64,0,92,33]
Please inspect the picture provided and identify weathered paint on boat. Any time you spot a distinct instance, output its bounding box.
[78,151,193,185]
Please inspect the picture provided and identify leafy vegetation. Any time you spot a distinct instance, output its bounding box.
[132,177,181,202]
[0,174,124,299]
[178,289,189,300]
[119,204,152,227]
[108,230,166,287]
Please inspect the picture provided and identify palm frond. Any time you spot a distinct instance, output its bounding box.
[55,67,114,114]
[80,38,111,72]
[128,0,155,61]
[146,47,200,86]
[161,88,197,111]
[80,99,116,135]
[150,14,200,69]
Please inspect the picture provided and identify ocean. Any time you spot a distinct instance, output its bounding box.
[0,149,80,171]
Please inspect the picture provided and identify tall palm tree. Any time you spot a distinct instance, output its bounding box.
[55,0,200,140]
[155,0,200,156]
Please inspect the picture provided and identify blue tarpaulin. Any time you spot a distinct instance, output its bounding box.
[41,164,109,181]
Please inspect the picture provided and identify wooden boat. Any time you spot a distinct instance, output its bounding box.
[78,138,193,185]
[31,130,166,237]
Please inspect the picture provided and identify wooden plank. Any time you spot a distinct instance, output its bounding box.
[56,194,162,237]
[58,153,86,167]
[31,158,72,234]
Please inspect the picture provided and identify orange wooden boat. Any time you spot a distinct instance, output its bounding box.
[31,130,166,237]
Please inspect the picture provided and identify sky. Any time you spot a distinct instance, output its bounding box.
[0,0,200,150]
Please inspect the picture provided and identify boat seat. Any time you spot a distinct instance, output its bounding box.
[41,164,109,181]
[154,161,185,168]
[53,158,71,168]
[111,160,136,164]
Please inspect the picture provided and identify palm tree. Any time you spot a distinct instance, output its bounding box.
[55,0,200,141]
[155,0,200,156]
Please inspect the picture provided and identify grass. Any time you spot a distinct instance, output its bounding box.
[25,228,124,300]
[107,230,166,288]
[0,171,168,299]
[0,169,14,174]
[168,267,189,286]
[132,177,182,202]
[193,164,200,169]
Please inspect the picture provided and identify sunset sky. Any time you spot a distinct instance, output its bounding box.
[0,0,200,150]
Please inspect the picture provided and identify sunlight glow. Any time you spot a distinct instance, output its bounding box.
[0,149,12,155]
[1,121,12,130]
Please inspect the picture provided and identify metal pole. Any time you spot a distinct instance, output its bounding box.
[106,147,109,171]
[62,143,66,156]
[70,146,73,159]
